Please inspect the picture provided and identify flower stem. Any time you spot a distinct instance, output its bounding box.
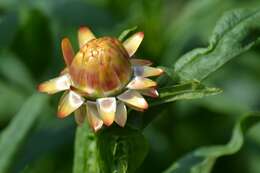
[73,123,100,173]
[73,123,148,173]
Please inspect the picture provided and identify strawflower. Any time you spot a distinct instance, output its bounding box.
[38,26,163,132]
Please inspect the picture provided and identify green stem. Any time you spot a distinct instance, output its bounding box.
[73,123,148,173]
[73,123,100,173]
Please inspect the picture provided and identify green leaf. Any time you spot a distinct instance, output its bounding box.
[118,26,138,41]
[11,8,53,78]
[162,0,232,65]
[150,81,222,107]
[0,81,27,121]
[163,112,260,173]
[0,93,48,173]
[127,81,222,129]
[174,9,260,82]
[0,11,19,48]
[97,127,148,173]
[73,123,100,173]
[0,51,35,92]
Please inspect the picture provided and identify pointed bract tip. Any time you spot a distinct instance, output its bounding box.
[143,101,149,110]
[61,37,69,43]
[37,84,44,92]
[37,83,49,94]
[141,89,159,98]
[103,118,114,126]
[57,111,69,118]
[123,31,144,57]
[127,77,157,90]
[138,32,144,38]
[79,26,90,31]
[152,90,159,98]
[158,68,164,74]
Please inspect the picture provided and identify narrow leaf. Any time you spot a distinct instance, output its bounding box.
[118,26,138,41]
[174,9,260,82]
[0,12,18,48]
[0,93,48,172]
[0,51,35,92]
[163,112,260,173]
[0,81,27,121]
[150,81,222,107]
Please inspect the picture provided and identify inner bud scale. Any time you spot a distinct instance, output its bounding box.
[69,37,132,98]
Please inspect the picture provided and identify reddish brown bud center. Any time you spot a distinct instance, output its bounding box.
[69,37,132,98]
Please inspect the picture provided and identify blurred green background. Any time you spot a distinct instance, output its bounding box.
[1,0,260,172]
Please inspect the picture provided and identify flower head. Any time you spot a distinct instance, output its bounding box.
[38,26,163,132]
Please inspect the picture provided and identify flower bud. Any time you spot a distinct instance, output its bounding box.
[69,37,132,98]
